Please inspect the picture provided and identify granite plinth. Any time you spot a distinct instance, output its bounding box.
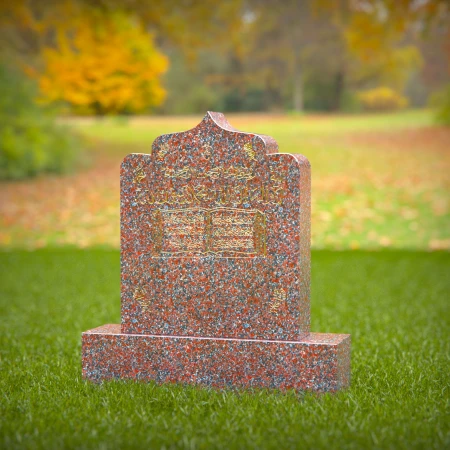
[82,325,350,392]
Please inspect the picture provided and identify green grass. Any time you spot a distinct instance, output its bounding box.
[61,109,450,250]
[3,109,446,250]
[70,109,432,147]
[1,249,448,449]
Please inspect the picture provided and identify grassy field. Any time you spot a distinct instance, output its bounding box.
[1,249,449,449]
[0,110,449,448]
[1,110,449,250]
[66,109,434,143]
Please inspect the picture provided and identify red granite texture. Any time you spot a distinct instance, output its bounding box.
[120,112,311,340]
[82,325,351,392]
[81,112,351,392]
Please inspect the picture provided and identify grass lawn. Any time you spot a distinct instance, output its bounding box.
[1,110,449,250]
[67,109,434,144]
[1,249,448,449]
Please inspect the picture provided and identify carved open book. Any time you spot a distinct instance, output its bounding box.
[152,207,267,257]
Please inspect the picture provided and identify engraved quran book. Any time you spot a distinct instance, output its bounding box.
[152,207,267,257]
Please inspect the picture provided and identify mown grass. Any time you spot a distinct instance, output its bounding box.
[1,249,448,449]
[63,110,450,251]
[69,109,433,146]
[2,109,447,250]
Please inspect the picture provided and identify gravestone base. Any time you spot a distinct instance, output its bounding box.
[82,325,350,392]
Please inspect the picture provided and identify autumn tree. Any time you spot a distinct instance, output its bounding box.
[226,0,448,112]
[2,0,447,114]
[0,0,245,114]
[314,0,449,109]
[18,5,167,115]
[236,1,325,112]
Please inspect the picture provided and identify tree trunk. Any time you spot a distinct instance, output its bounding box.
[331,71,344,111]
[293,48,303,112]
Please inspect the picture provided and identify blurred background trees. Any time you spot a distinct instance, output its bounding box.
[35,8,169,115]
[0,63,80,179]
[1,0,448,116]
[0,0,448,178]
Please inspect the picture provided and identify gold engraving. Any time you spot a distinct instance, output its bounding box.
[212,226,253,237]
[222,167,254,181]
[212,217,253,225]
[133,165,146,184]
[269,166,283,183]
[254,212,267,256]
[164,166,191,179]
[142,182,284,208]
[211,238,254,250]
[143,183,284,207]
[244,142,256,161]
[271,185,285,205]
[136,187,149,205]
[134,286,150,311]
[206,167,221,180]
[157,142,170,161]
[152,209,164,254]
[163,165,255,182]
[205,210,213,251]
[152,207,267,257]
[270,288,287,313]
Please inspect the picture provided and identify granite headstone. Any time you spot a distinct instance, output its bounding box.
[82,112,351,392]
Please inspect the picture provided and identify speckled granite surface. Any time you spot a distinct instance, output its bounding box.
[83,325,350,392]
[82,112,351,392]
[120,112,310,340]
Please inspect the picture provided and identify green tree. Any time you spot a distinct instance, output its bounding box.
[0,64,80,179]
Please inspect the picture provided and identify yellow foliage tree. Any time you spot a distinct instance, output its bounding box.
[358,87,409,111]
[26,7,168,115]
[344,7,422,91]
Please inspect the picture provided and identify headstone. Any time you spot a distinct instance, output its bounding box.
[82,112,351,392]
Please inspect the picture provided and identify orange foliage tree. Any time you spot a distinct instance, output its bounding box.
[1,1,243,114]
[22,6,168,115]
